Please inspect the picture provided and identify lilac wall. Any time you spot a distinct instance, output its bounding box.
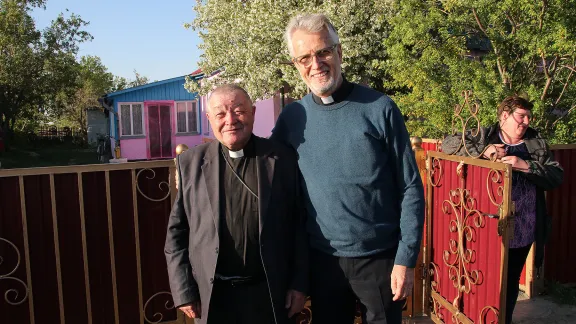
[253,98,277,138]
[174,135,203,150]
[120,138,147,160]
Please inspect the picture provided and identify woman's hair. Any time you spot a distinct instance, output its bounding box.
[497,95,533,117]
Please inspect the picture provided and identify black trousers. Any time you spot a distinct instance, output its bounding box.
[205,279,275,324]
[505,244,532,324]
[310,248,404,324]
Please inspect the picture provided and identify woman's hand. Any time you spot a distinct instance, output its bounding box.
[483,144,506,160]
[500,156,530,172]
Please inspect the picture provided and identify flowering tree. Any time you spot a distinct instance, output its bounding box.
[185,0,396,100]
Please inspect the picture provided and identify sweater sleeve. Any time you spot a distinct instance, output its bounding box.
[385,99,425,267]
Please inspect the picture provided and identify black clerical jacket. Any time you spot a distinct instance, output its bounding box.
[164,136,308,324]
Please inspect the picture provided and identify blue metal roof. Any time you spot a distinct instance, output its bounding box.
[106,74,201,98]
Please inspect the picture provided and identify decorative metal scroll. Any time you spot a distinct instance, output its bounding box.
[0,237,29,306]
[136,169,171,202]
[448,90,498,161]
[143,291,175,323]
[442,187,484,309]
[427,155,509,324]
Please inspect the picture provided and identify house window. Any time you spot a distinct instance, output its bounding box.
[176,101,199,134]
[120,103,144,136]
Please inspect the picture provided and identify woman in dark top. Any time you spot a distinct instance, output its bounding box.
[442,96,563,324]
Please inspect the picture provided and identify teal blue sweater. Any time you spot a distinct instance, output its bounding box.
[271,84,424,267]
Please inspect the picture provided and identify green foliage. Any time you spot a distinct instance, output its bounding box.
[386,0,576,143]
[56,55,114,135]
[0,0,92,144]
[110,70,150,92]
[186,0,397,100]
[190,0,576,144]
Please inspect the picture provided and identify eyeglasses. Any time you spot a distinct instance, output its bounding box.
[292,44,339,67]
[513,111,533,122]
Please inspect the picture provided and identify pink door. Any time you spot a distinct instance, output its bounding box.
[147,104,173,158]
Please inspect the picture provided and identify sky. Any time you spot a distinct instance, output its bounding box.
[31,0,202,82]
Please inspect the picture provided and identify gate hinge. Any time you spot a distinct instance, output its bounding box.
[420,263,429,280]
[497,202,515,236]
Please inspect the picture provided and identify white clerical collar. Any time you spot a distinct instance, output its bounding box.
[321,96,334,104]
[229,149,244,158]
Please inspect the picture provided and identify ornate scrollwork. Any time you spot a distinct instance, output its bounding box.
[428,157,444,187]
[442,188,484,309]
[478,306,499,324]
[486,169,505,208]
[295,298,312,324]
[0,237,29,306]
[448,90,498,161]
[136,169,171,202]
[143,291,175,323]
[430,293,445,322]
[429,262,441,293]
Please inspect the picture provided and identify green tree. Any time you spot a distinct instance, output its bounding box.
[56,55,114,137]
[0,0,91,146]
[386,0,576,143]
[186,0,397,100]
[109,70,149,92]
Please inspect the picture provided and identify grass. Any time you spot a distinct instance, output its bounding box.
[0,138,100,169]
[546,281,576,306]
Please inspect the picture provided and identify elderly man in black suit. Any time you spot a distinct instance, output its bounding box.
[165,84,308,324]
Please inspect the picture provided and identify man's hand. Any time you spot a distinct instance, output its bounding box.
[483,144,506,160]
[179,301,201,319]
[391,265,414,301]
[285,289,307,318]
[500,155,530,172]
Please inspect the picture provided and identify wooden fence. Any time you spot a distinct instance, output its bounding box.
[0,161,182,324]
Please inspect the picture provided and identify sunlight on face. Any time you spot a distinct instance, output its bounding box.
[206,89,256,150]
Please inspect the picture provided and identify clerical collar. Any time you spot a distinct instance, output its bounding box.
[312,76,354,105]
[229,149,244,158]
[221,135,255,159]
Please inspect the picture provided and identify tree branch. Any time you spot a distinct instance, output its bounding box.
[505,11,517,34]
[561,65,576,73]
[541,54,558,101]
[539,0,548,32]
[472,8,507,85]
[555,69,573,105]
[552,104,576,127]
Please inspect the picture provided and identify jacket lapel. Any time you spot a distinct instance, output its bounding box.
[256,138,276,234]
[201,141,221,234]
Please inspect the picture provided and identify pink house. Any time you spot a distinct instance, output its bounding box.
[102,72,286,160]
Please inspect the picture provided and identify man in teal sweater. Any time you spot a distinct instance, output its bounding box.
[271,13,424,324]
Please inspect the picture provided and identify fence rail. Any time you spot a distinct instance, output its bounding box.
[0,160,182,324]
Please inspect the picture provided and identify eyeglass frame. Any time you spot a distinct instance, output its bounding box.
[511,109,533,123]
[291,43,340,67]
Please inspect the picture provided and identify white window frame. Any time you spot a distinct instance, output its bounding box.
[175,101,200,134]
[119,102,145,137]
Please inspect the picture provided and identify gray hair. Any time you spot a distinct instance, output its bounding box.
[207,84,253,111]
[285,13,340,57]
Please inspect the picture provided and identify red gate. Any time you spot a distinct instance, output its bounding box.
[425,151,513,323]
